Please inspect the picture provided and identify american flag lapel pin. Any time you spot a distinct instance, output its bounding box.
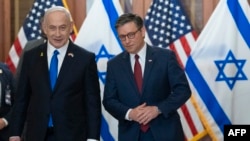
[68,53,74,57]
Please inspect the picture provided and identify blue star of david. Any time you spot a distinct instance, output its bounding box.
[96,45,115,84]
[214,50,247,90]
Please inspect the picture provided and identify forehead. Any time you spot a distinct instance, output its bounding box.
[45,11,69,24]
[117,22,137,34]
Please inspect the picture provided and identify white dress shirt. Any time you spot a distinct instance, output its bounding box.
[125,43,147,120]
[47,42,68,74]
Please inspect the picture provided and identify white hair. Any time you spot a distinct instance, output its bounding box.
[44,6,73,22]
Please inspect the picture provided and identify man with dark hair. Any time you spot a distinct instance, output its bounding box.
[103,13,191,141]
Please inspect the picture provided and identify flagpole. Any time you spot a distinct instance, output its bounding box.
[62,0,79,35]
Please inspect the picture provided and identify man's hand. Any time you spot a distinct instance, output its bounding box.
[129,103,160,124]
[9,136,21,141]
[128,103,147,122]
[137,106,160,125]
[0,118,6,130]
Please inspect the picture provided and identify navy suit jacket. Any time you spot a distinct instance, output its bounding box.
[0,63,15,141]
[10,40,101,141]
[103,45,191,141]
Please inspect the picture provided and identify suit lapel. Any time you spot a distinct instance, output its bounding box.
[142,45,155,94]
[53,41,75,92]
[121,52,141,97]
[36,43,52,91]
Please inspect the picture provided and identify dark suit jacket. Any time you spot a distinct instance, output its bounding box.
[10,40,101,141]
[103,45,191,141]
[0,63,15,141]
[15,38,46,81]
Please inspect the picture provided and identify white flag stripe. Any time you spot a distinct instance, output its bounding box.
[173,40,188,65]
[8,46,19,69]
[18,28,28,49]
[185,32,196,51]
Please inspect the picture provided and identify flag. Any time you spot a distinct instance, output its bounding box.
[6,0,76,73]
[144,0,206,140]
[74,0,123,140]
[185,0,250,140]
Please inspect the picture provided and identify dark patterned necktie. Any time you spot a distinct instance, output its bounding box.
[134,54,142,93]
[134,54,149,132]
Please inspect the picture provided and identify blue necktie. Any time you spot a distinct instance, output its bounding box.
[50,50,59,90]
[48,50,59,127]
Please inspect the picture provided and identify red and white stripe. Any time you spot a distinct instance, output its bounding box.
[170,31,206,140]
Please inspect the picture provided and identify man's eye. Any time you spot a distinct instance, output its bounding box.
[60,26,66,31]
[127,33,135,38]
[49,26,56,30]
[119,35,126,39]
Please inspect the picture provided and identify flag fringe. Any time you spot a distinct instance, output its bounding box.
[190,93,218,141]
[189,130,207,141]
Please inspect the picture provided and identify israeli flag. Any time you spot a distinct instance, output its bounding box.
[185,0,250,140]
[74,0,123,140]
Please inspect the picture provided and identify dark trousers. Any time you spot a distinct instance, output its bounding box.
[0,127,10,141]
[45,127,55,141]
[139,129,155,141]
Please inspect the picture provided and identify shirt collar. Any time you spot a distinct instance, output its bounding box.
[130,43,147,60]
[47,40,69,55]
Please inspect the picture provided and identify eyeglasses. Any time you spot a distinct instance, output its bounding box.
[118,28,141,41]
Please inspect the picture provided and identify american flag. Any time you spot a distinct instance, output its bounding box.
[144,0,206,140]
[6,0,75,73]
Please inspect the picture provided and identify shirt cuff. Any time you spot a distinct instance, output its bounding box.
[1,118,8,126]
[157,106,162,114]
[125,109,132,121]
[87,139,98,141]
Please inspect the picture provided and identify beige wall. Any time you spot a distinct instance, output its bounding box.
[0,0,11,62]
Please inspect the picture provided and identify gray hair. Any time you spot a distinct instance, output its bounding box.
[44,6,73,22]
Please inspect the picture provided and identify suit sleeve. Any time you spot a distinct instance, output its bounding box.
[1,63,16,123]
[157,51,191,118]
[84,53,101,139]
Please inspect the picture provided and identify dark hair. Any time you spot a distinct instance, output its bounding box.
[115,13,144,30]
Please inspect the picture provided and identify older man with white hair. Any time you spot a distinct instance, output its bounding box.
[9,6,101,141]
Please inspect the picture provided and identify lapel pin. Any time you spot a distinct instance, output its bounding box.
[68,53,74,57]
[40,52,43,57]
[148,59,153,62]
[0,69,2,74]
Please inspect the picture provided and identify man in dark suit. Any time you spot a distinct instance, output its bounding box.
[0,62,15,141]
[103,13,191,141]
[15,15,46,81]
[15,38,46,81]
[9,6,101,141]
